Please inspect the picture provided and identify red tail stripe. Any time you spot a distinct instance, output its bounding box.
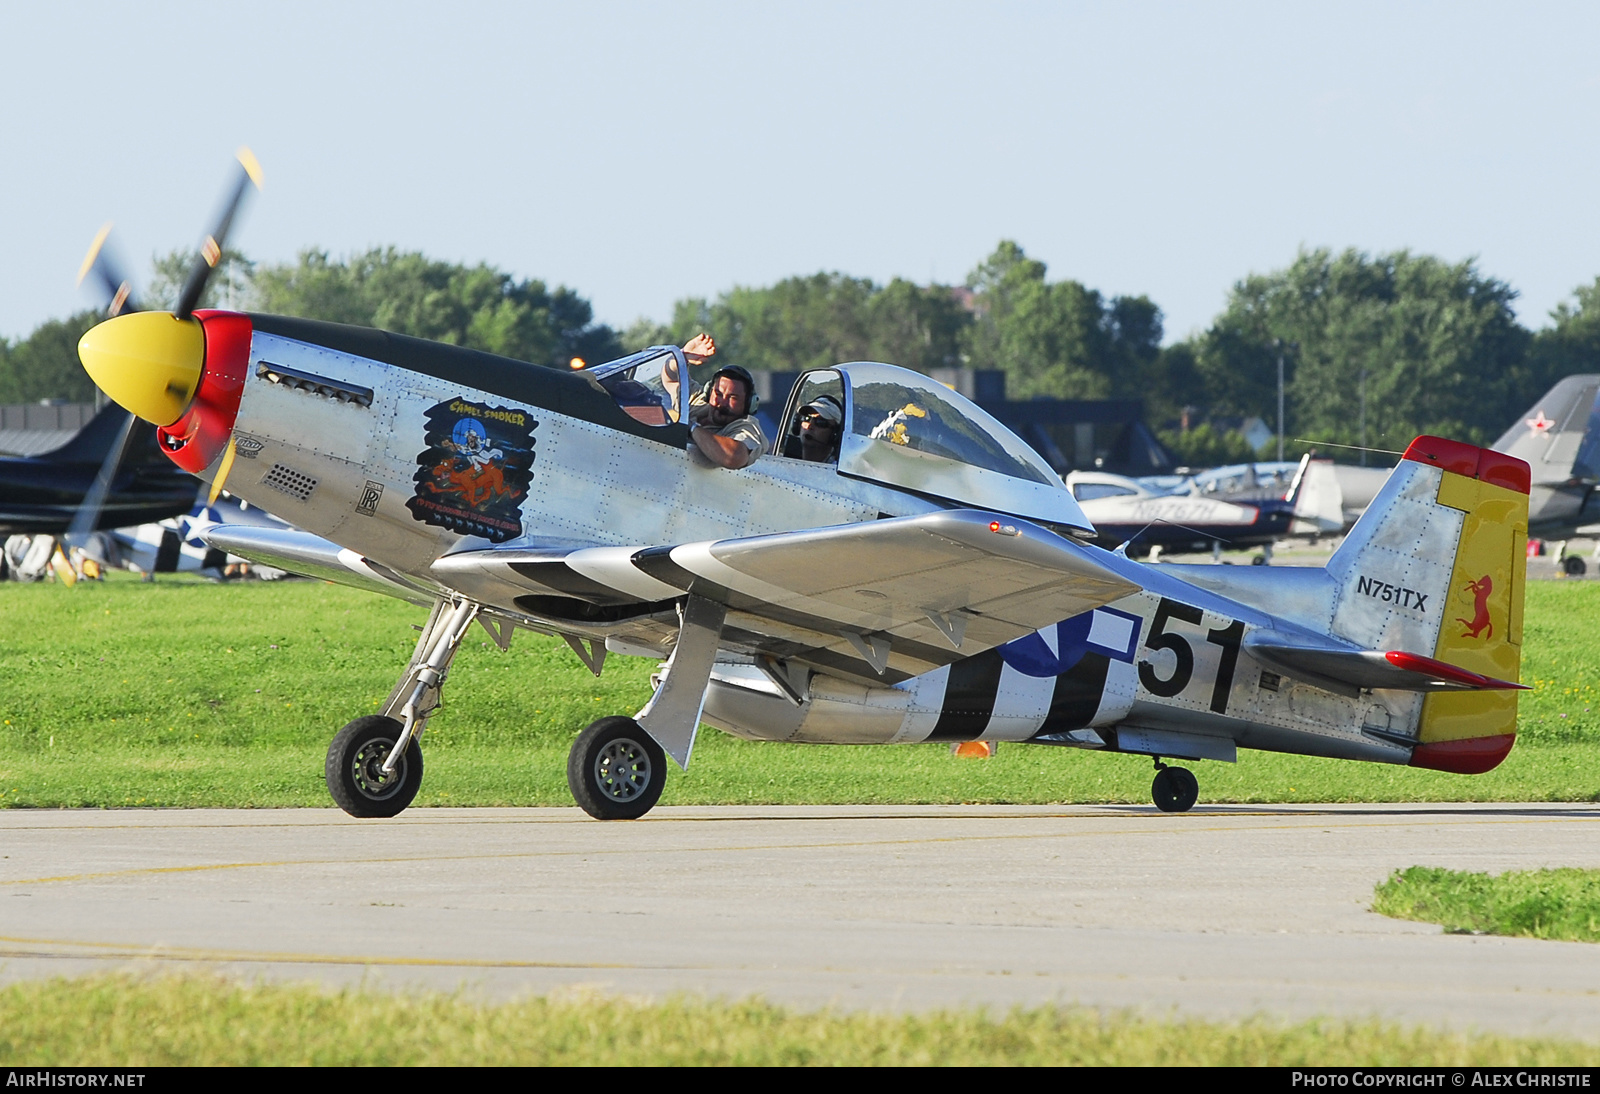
[1401,435,1530,495]
[1475,449,1532,494]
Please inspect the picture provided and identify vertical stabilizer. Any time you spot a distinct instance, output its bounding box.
[1287,456,1345,533]
[1326,436,1529,774]
[1490,375,1600,485]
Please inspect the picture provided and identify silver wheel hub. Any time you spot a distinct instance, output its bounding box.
[593,738,652,803]
[351,739,406,800]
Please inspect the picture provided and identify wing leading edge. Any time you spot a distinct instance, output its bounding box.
[436,509,1142,682]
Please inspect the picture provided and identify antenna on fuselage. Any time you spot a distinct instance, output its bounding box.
[1115,519,1236,558]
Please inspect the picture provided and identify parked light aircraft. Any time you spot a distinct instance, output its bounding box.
[1139,375,1600,543]
[73,157,1534,819]
[1179,460,1389,530]
[1067,453,1344,560]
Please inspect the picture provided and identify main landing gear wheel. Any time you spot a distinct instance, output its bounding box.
[1563,556,1587,577]
[1151,764,1199,813]
[568,716,667,820]
[326,715,423,818]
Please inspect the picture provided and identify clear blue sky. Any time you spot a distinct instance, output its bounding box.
[3,1,1596,345]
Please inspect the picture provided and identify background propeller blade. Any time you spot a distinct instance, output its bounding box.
[174,146,263,319]
[61,408,138,552]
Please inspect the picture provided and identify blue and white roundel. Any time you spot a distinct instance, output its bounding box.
[997,607,1143,678]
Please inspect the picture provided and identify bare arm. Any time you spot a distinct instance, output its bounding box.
[690,424,754,469]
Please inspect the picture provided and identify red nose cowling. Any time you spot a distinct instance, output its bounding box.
[156,310,252,474]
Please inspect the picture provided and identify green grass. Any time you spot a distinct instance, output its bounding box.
[1,974,1596,1066]
[2,574,1599,808]
[1374,866,1600,942]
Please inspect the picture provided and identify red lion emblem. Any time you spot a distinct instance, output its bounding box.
[1456,575,1493,639]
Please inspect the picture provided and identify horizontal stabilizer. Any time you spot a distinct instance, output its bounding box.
[1247,631,1528,695]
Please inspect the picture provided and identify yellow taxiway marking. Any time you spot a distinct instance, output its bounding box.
[3,812,1597,889]
[0,934,648,971]
[2,935,1596,1005]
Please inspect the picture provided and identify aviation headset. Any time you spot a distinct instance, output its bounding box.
[699,365,759,416]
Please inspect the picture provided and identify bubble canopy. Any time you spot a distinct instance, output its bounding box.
[833,363,1092,532]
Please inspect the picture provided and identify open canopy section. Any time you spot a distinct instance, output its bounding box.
[837,363,1092,532]
[588,346,689,427]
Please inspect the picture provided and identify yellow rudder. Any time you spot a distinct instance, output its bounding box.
[1403,437,1529,774]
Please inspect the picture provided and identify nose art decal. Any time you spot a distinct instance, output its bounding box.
[408,397,537,543]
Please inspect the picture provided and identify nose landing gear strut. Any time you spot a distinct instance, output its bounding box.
[326,597,481,818]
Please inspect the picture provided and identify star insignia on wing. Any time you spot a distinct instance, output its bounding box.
[1527,410,1555,435]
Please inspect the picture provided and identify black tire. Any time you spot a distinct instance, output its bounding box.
[326,715,423,818]
[1152,766,1199,813]
[567,717,667,820]
[1564,556,1587,577]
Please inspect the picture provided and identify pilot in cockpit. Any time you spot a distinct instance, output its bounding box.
[795,395,843,463]
[678,333,767,470]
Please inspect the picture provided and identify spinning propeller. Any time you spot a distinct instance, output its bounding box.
[65,148,264,577]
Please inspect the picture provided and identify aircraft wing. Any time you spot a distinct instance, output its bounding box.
[1246,630,1528,696]
[435,509,1142,682]
[201,524,439,606]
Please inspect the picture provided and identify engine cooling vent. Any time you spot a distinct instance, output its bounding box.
[262,463,318,502]
[256,361,374,408]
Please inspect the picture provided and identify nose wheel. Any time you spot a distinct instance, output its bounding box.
[568,717,668,820]
[1151,759,1199,813]
[326,716,424,818]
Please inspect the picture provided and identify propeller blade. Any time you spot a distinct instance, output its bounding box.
[174,146,263,319]
[76,223,139,316]
[207,437,238,505]
[62,409,138,548]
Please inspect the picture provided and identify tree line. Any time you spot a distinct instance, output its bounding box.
[6,241,1598,464]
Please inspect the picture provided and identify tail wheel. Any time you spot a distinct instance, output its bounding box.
[326,715,423,818]
[1152,765,1199,813]
[567,716,667,820]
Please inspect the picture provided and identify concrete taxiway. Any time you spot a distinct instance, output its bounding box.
[2,803,1599,1038]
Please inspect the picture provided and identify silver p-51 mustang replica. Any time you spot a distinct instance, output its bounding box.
[75,161,1533,820]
